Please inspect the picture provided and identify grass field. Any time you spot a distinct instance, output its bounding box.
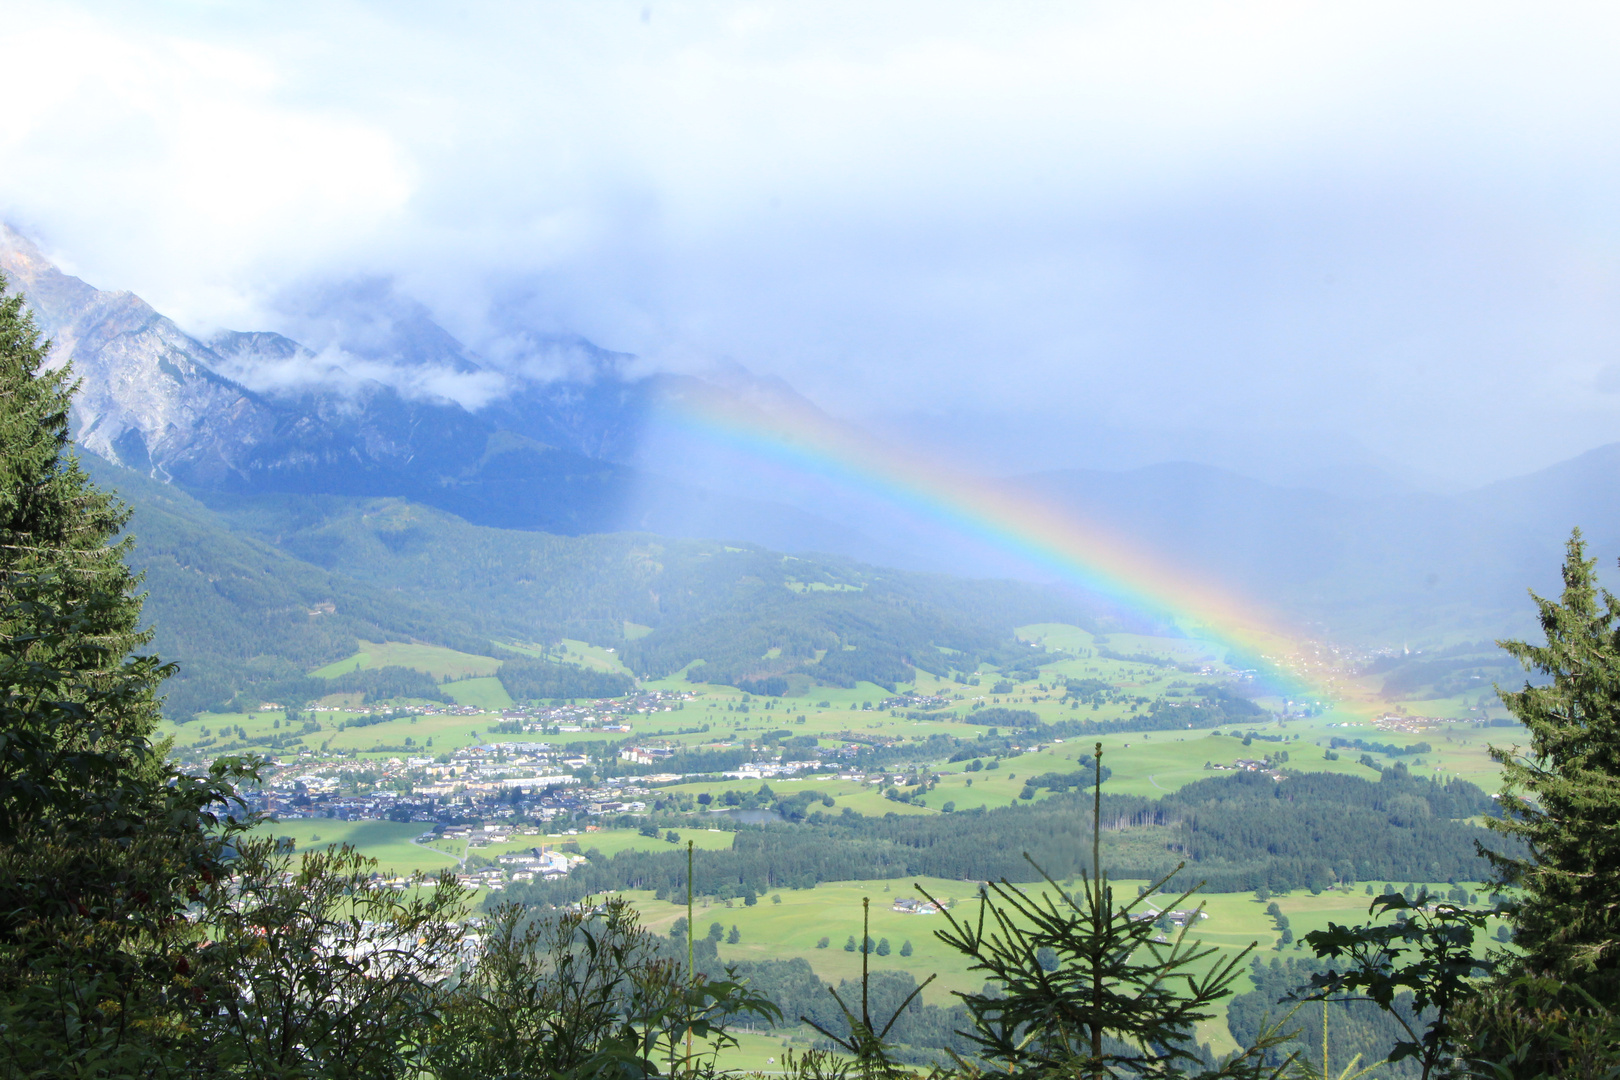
[311,640,502,680]
[442,676,514,710]
[243,808,1512,1061]
[253,818,458,876]
[500,639,635,677]
[624,874,1509,1061]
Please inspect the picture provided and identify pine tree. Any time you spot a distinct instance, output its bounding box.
[919,743,1296,1080]
[0,273,166,849]
[0,273,252,912]
[0,273,251,1071]
[1486,529,1620,996]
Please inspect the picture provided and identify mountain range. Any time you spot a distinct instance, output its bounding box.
[3,225,1615,665]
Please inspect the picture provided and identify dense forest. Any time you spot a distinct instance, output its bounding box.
[496,655,635,700]
[502,767,1503,908]
[88,461,499,718]
[324,664,452,704]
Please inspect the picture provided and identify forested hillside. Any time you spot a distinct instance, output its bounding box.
[89,458,1115,717]
[87,458,499,717]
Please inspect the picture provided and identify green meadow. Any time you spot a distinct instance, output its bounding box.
[419,825,740,864]
[237,813,1513,1059]
[254,818,458,877]
[623,875,1509,1060]
[311,640,502,680]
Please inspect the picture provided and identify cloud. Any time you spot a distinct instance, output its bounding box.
[3,2,1620,486]
[209,337,511,411]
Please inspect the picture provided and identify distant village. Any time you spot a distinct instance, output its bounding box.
[227,686,998,891]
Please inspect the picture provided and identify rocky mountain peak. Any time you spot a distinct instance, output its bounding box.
[0,225,274,480]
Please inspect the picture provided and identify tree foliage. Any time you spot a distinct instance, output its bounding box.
[498,655,634,700]
[1485,529,1620,996]
[506,769,1499,909]
[0,271,256,1074]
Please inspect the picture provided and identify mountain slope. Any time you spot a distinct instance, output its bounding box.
[1,229,903,558]
[84,457,499,718]
[0,227,284,480]
[89,457,1111,719]
[12,226,1617,649]
[197,486,1110,680]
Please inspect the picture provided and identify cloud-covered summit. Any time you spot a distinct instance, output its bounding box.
[5,3,1620,488]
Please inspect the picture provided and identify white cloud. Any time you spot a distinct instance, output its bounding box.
[3,1,1620,484]
[211,340,510,410]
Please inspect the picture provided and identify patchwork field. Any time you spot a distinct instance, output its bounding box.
[187,618,1520,1064]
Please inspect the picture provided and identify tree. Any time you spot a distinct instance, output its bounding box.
[198,838,466,1076]
[875,937,890,956]
[899,940,913,957]
[0,272,254,1073]
[727,925,740,945]
[918,743,1297,1080]
[429,894,776,1080]
[0,270,239,883]
[1299,891,1492,1080]
[1486,530,1620,997]
[844,935,858,952]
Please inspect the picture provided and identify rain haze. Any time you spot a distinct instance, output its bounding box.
[4,1,1620,492]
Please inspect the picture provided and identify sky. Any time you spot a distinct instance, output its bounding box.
[4,1,1620,490]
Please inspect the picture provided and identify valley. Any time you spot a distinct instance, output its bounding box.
[150,611,1519,1064]
[0,229,1553,1073]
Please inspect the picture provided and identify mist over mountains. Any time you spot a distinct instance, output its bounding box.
[2,225,1611,651]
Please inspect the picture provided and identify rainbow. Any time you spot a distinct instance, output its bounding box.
[652,383,1351,707]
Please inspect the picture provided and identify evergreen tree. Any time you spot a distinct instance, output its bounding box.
[1486,529,1620,996]
[920,744,1296,1080]
[0,275,168,852]
[0,272,251,1070]
[0,270,247,910]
